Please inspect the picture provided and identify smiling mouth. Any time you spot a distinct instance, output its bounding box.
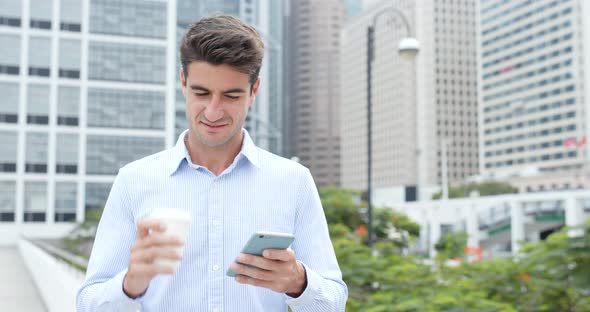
[201,122,228,129]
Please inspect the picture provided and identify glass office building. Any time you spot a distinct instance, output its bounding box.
[0,0,172,239]
[0,0,285,243]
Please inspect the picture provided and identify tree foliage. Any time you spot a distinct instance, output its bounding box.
[435,231,468,260]
[320,187,590,311]
[432,182,518,200]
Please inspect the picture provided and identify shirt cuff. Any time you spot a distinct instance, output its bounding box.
[104,269,144,310]
[285,261,321,307]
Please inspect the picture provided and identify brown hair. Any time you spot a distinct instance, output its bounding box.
[180,15,265,89]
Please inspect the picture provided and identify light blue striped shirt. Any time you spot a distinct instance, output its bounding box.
[77,129,347,311]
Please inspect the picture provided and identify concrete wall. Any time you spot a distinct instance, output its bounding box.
[18,239,84,312]
[0,223,76,246]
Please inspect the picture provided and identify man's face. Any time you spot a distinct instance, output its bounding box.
[181,61,259,149]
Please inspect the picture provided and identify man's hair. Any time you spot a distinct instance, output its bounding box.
[180,15,264,88]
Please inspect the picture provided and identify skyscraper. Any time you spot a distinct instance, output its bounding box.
[477,0,590,191]
[340,0,479,203]
[286,0,347,186]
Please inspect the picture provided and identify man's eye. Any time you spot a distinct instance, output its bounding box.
[226,95,239,100]
[195,93,208,97]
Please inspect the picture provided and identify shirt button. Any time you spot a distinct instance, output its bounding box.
[212,308,219,312]
[212,264,220,271]
[212,180,219,188]
[212,219,220,226]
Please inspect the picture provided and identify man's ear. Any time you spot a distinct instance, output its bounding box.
[180,69,187,96]
[249,78,261,106]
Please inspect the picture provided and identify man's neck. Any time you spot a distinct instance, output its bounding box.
[185,131,244,176]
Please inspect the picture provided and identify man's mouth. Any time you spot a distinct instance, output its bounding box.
[201,121,228,130]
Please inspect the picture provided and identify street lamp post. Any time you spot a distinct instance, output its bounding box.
[366,6,419,246]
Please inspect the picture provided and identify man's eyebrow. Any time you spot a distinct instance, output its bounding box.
[189,85,246,94]
[223,88,246,94]
[190,85,209,92]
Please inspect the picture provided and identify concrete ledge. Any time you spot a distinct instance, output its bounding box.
[0,224,77,246]
[18,238,85,312]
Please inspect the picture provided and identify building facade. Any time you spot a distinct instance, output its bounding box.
[477,0,590,191]
[286,0,346,186]
[0,0,175,244]
[340,0,479,202]
[0,0,285,244]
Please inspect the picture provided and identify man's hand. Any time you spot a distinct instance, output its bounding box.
[122,218,184,298]
[229,248,307,297]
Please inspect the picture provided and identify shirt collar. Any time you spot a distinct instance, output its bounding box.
[168,128,260,176]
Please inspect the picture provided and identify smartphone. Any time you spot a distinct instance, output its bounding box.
[226,231,295,277]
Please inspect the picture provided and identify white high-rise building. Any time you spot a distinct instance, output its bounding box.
[340,0,479,203]
[0,0,175,244]
[477,0,590,191]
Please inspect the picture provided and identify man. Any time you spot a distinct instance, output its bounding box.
[77,15,347,311]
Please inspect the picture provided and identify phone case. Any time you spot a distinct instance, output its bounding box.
[226,231,295,277]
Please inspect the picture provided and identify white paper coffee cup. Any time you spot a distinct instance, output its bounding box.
[149,208,191,270]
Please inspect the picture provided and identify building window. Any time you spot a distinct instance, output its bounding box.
[28,37,51,77]
[88,42,166,84]
[88,88,165,129]
[55,182,77,222]
[85,182,112,210]
[29,0,52,29]
[0,82,19,123]
[27,84,50,124]
[0,181,16,222]
[0,35,20,75]
[60,0,81,32]
[86,135,164,175]
[59,39,81,79]
[0,0,21,27]
[0,131,17,172]
[56,133,78,174]
[89,0,166,38]
[25,132,48,173]
[24,181,47,222]
[57,86,79,126]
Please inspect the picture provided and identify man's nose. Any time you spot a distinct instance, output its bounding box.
[204,95,224,122]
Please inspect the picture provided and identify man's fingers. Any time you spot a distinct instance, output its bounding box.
[130,263,176,277]
[230,263,274,281]
[134,233,184,250]
[130,246,182,264]
[236,253,280,271]
[261,248,295,262]
[137,217,167,238]
[235,275,290,293]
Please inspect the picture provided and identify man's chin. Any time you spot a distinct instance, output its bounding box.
[196,133,232,148]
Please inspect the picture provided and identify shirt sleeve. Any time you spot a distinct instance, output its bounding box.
[285,168,348,311]
[76,169,143,312]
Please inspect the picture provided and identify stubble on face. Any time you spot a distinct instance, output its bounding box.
[182,62,257,154]
[191,110,245,149]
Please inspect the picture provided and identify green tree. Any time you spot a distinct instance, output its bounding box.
[435,231,468,260]
[372,207,420,250]
[432,182,517,200]
[320,186,364,231]
[516,220,590,311]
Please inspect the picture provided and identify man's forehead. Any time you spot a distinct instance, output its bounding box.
[186,62,250,87]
